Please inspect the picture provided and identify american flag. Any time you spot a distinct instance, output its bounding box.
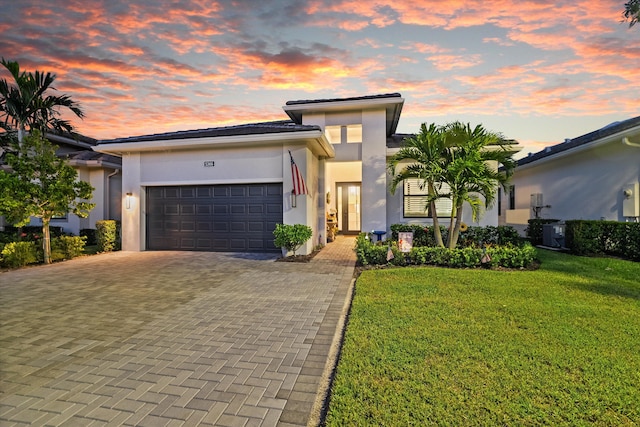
[289,151,308,196]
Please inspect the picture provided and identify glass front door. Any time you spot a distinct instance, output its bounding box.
[336,183,361,234]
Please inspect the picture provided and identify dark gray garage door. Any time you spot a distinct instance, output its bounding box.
[146,184,283,252]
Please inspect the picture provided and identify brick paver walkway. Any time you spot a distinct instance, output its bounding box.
[0,236,356,426]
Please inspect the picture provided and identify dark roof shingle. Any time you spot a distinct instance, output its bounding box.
[285,93,402,106]
[98,120,321,144]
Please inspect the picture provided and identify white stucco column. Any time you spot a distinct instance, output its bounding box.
[121,152,142,251]
[316,157,327,247]
[361,108,388,232]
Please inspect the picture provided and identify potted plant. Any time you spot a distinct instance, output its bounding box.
[273,223,313,257]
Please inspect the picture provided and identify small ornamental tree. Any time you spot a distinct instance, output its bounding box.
[0,130,94,264]
[273,223,313,256]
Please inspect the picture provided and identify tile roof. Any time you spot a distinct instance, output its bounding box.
[518,115,640,167]
[285,93,402,106]
[64,150,122,166]
[98,120,321,144]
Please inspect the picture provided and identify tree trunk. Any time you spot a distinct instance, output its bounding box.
[448,203,464,249]
[428,182,444,247]
[42,218,52,265]
[447,201,457,249]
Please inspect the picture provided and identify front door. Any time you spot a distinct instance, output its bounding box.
[336,182,361,234]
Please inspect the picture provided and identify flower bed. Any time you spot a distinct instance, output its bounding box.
[356,225,537,269]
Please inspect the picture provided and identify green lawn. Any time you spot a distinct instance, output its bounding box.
[325,250,640,426]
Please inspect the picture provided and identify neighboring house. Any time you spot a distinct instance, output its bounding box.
[94,93,508,255]
[500,116,640,234]
[0,132,122,235]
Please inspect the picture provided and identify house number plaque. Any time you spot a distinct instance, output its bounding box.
[204,161,215,167]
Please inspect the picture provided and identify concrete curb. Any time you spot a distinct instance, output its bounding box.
[306,277,356,426]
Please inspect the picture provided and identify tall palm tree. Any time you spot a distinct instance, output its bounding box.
[0,58,84,144]
[440,121,517,248]
[388,123,451,247]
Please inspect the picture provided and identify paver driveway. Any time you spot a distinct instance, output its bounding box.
[0,237,355,426]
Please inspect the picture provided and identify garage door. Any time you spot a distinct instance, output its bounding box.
[146,184,283,252]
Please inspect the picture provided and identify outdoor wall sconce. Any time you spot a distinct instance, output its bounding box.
[125,192,132,209]
[291,190,297,208]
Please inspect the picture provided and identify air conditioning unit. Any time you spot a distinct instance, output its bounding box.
[542,222,565,248]
[530,193,543,208]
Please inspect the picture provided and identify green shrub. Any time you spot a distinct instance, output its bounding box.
[96,220,117,252]
[80,228,97,246]
[565,220,640,261]
[526,219,560,245]
[4,225,64,241]
[356,233,537,269]
[273,223,313,255]
[486,243,537,268]
[390,224,521,248]
[355,233,390,266]
[51,236,86,261]
[1,241,39,268]
[390,224,448,247]
[459,225,522,247]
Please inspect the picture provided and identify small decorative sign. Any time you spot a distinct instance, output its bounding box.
[204,161,215,167]
[398,232,414,253]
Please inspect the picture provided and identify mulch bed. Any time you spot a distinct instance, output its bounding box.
[275,248,322,263]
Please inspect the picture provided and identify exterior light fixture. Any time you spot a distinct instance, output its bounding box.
[125,192,133,209]
[291,190,297,208]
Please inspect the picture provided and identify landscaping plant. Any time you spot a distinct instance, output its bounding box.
[273,223,313,256]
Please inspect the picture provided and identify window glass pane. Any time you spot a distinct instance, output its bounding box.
[346,124,362,143]
[403,179,452,217]
[325,126,341,144]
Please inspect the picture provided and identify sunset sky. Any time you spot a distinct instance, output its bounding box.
[1,0,638,158]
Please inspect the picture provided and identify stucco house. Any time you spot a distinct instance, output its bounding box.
[0,132,122,235]
[500,115,640,234]
[94,93,506,255]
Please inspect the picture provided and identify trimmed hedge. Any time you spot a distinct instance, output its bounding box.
[390,224,522,248]
[96,220,117,252]
[1,241,39,268]
[355,232,537,269]
[526,219,560,246]
[565,220,640,261]
[51,236,87,261]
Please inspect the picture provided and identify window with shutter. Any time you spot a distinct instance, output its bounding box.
[403,179,452,218]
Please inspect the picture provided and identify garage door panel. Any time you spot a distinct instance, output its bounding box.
[165,188,180,198]
[181,187,195,198]
[147,183,282,252]
[214,187,228,197]
[231,205,245,214]
[164,205,179,215]
[230,187,246,197]
[181,205,195,215]
[181,221,195,231]
[248,222,264,232]
[197,222,211,232]
[197,205,211,215]
[230,222,246,232]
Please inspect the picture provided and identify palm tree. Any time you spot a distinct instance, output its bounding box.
[440,121,517,248]
[388,123,451,247]
[0,58,84,144]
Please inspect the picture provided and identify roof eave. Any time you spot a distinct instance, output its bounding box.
[283,96,405,136]
[517,128,638,171]
[94,130,335,159]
